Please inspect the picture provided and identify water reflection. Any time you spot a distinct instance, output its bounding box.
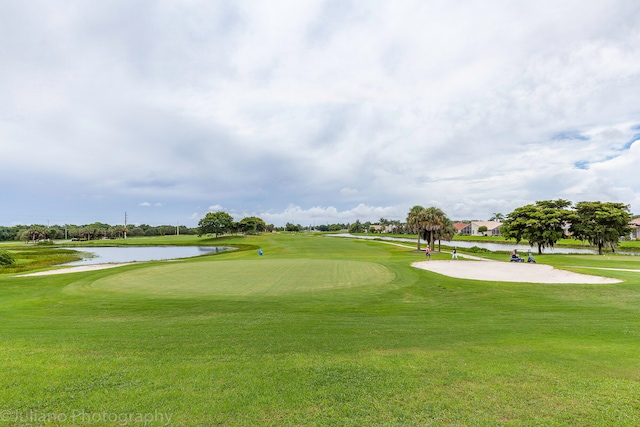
[62,246,232,266]
[327,234,624,255]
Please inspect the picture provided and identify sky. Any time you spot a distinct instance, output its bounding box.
[2,0,640,228]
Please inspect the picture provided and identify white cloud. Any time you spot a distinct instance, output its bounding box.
[139,201,164,208]
[256,203,406,226]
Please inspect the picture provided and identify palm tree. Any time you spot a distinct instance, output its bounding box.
[422,206,447,251]
[407,205,452,251]
[406,205,425,250]
[434,216,457,252]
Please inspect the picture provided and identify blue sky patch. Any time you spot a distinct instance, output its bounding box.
[622,133,640,150]
[574,161,589,170]
[552,131,589,141]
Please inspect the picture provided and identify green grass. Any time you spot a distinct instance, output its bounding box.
[1,233,640,425]
[84,258,395,297]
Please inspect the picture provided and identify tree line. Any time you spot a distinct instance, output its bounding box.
[199,215,409,235]
[0,223,197,242]
[3,200,633,254]
[197,212,274,237]
[500,199,632,255]
[404,200,633,255]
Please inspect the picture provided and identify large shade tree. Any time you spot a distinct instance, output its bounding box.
[198,211,234,238]
[238,216,267,235]
[501,199,574,254]
[570,201,632,255]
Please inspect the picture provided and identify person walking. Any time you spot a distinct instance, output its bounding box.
[425,246,430,260]
[452,247,458,260]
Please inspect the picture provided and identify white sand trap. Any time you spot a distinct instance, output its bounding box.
[412,260,622,284]
[18,263,132,277]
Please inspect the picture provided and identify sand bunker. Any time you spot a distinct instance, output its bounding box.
[412,260,622,284]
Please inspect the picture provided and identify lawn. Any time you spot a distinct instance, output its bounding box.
[1,233,640,426]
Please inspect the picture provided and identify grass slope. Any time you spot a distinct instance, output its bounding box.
[1,233,640,426]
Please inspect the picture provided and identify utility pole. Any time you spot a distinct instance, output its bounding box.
[124,212,127,239]
[176,222,180,236]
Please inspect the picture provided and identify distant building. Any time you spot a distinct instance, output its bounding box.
[471,221,503,236]
[454,222,471,235]
[453,221,502,236]
[369,225,384,233]
[630,218,640,240]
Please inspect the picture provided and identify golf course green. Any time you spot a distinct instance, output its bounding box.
[1,233,640,426]
[86,258,395,296]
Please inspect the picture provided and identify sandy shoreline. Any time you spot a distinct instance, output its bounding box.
[17,263,133,277]
[412,260,622,284]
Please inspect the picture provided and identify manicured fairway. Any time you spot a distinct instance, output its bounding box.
[1,233,640,426]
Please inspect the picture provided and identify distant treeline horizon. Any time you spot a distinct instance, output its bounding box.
[0,223,198,242]
[0,217,418,242]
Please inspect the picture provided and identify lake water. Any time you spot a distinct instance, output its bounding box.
[327,234,609,255]
[62,246,232,266]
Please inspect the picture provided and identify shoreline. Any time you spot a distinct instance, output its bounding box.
[17,263,134,277]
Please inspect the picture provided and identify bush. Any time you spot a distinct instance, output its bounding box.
[0,250,15,266]
[465,246,492,254]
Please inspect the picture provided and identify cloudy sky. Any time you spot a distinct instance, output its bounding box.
[2,0,639,227]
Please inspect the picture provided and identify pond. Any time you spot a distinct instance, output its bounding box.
[62,246,233,266]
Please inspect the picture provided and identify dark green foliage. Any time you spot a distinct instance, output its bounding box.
[0,250,15,266]
[570,201,632,255]
[501,199,574,254]
[465,246,492,253]
[285,222,302,232]
[349,219,363,233]
[198,211,234,237]
[238,216,267,234]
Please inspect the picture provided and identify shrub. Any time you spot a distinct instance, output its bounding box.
[465,246,492,254]
[0,250,15,266]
